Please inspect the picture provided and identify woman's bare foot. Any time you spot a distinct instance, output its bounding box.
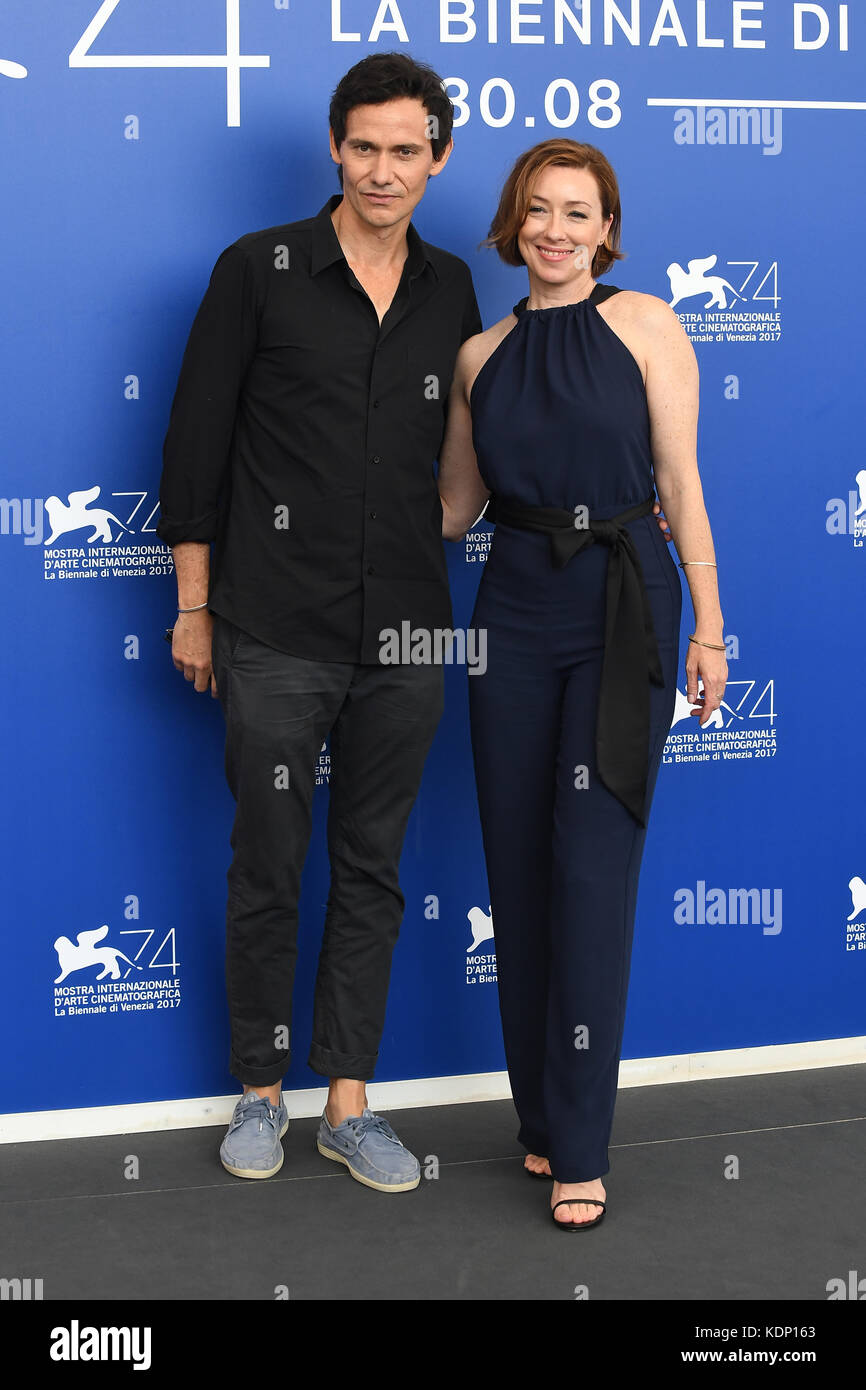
[524,1153,551,1176]
[551,1177,606,1225]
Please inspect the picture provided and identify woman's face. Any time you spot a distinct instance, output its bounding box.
[517,165,613,285]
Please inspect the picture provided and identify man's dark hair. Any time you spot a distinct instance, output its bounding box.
[329,52,453,186]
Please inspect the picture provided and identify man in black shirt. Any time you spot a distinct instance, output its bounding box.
[157,54,481,1188]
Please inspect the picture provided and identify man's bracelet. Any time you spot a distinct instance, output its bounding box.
[678,560,717,568]
[177,602,209,613]
[688,634,726,651]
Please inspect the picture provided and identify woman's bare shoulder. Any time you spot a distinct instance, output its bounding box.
[458,310,520,400]
[461,310,519,361]
[607,288,681,330]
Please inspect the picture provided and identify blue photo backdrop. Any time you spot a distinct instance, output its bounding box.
[1,0,862,1116]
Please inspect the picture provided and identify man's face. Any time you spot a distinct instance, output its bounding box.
[329,97,452,228]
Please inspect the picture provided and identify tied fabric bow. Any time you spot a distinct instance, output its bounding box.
[486,495,665,825]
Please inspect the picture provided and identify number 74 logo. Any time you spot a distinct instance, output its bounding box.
[68,0,270,127]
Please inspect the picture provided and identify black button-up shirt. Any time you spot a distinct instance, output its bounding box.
[156,194,482,663]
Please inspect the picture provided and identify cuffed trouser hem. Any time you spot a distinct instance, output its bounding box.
[229,1052,289,1087]
[308,1042,377,1081]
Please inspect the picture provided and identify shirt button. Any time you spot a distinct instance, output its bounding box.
[369,510,377,519]
[367,565,375,574]
[371,455,380,464]
[372,400,380,408]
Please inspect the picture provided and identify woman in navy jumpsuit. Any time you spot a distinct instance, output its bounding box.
[439,141,727,1229]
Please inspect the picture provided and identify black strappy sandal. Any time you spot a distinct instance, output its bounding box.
[551,1197,606,1231]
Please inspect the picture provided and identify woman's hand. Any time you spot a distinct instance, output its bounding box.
[652,500,672,541]
[686,639,727,725]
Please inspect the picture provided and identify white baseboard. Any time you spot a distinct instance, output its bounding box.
[1,1035,864,1144]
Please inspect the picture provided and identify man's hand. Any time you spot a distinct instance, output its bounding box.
[171,609,217,696]
[653,500,672,541]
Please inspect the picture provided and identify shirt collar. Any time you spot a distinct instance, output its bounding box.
[310,194,436,282]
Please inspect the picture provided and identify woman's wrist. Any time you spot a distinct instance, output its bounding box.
[692,619,725,643]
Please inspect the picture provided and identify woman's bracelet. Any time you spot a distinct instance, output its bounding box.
[678,560,717,568]
[688,633,726,651]
[177,601,209,613]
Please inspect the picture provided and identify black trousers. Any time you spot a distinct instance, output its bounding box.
[211,614,444,1086]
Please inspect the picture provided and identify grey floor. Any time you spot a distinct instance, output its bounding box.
[1,1064,863,1301]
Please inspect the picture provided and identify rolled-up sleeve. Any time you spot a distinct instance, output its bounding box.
[156,243,261,547]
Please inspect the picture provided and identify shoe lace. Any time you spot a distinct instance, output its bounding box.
[348,1112,401,1146]
[233,1097,279,1135]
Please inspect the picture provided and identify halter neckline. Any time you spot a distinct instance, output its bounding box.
[513,283,616,319]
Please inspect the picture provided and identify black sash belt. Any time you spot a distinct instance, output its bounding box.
[485,493,664,827]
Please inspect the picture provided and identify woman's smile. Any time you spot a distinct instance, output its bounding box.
[534,243,581,261]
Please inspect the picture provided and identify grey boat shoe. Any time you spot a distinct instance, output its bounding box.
[316,1107,420,1192]
[220,1090,289,1179]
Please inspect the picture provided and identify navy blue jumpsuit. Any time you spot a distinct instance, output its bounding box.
[468,284,682,1184]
